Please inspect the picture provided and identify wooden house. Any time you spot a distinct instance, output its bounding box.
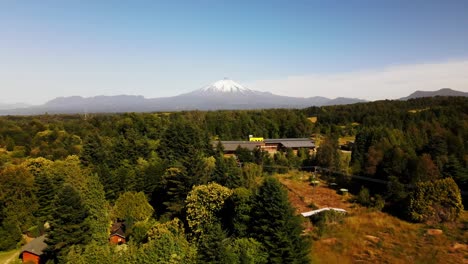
[109,222,126,245]
[19,235,47,264]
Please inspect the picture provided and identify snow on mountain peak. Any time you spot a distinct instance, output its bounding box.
[200,79,252,93]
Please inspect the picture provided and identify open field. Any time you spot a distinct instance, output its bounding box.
[276,172,468,264]
[0,249,19,264]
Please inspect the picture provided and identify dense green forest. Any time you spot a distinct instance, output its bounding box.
[0,97,466,263]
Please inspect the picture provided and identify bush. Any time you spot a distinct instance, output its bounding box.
[312,210,346,238]
[357,187,371,207]
[372,195,385,211]
[356,187,385,211]
[408,178,463,223]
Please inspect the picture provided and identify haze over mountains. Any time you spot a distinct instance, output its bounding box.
[0,79,466,115]
[0,102,31,110]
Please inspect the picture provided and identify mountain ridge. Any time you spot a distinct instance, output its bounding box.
[2,84,466,115]
[400,88,467,100]
[0,79,366,115]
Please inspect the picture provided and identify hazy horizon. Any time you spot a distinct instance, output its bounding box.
[1,1,468,104]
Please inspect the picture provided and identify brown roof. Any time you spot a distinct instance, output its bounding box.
[21,235,47,256]
[110,222,126,238]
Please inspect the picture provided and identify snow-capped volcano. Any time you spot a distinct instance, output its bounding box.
[196,78,254,94]
[0,78,366,115]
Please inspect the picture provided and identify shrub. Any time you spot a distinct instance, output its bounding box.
[408,178,463,223]
[372,195,385,211]
[312,210,346,238]
[357,187,371,207]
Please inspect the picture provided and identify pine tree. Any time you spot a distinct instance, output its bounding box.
[81,173,110,243]
[250,177,310,264]
[46,185,90,260]
[224,187,253,237]
[34,173,55,221]
[196,222,232,264]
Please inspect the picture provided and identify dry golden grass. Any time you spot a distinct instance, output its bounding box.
[308,117,318,123]
[277,172,352,214]
[277,173,468,264]
[0,249,19,264]
[312,210,468,264]
[408,108,430,113]
[338,136,355,145]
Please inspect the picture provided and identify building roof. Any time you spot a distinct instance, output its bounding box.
[110,222,126,238]
[280,141,315,148]
[213,141,263,152]
[212,138,315,152]
[110,231,126,239]
[265,138,315,148]
[21,235,47,256]
[264,138,312,143]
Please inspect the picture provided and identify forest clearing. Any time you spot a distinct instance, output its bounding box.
[277,171,468,264]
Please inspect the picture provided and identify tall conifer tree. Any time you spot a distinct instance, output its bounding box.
[250,177,310,264]
[46,185,90,260]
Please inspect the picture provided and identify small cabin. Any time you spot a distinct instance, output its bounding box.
[19,235,47,264]
[109,222,126,245]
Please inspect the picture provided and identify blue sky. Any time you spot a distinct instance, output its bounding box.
[1,0,468,104]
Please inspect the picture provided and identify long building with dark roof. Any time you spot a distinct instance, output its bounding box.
[213,138,315,155]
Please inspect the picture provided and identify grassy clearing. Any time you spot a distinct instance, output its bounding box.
[277,172,468,264]
[408,108,430,113]
[308,117,318,123]
[312,210,468,264]
[0,249,19,264]
[276,171,352,214]
[338,136,355,145]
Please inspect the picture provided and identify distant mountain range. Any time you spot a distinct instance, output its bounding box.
[0,79,365,115]
[0,81,466,115]
[400,88,468,100]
